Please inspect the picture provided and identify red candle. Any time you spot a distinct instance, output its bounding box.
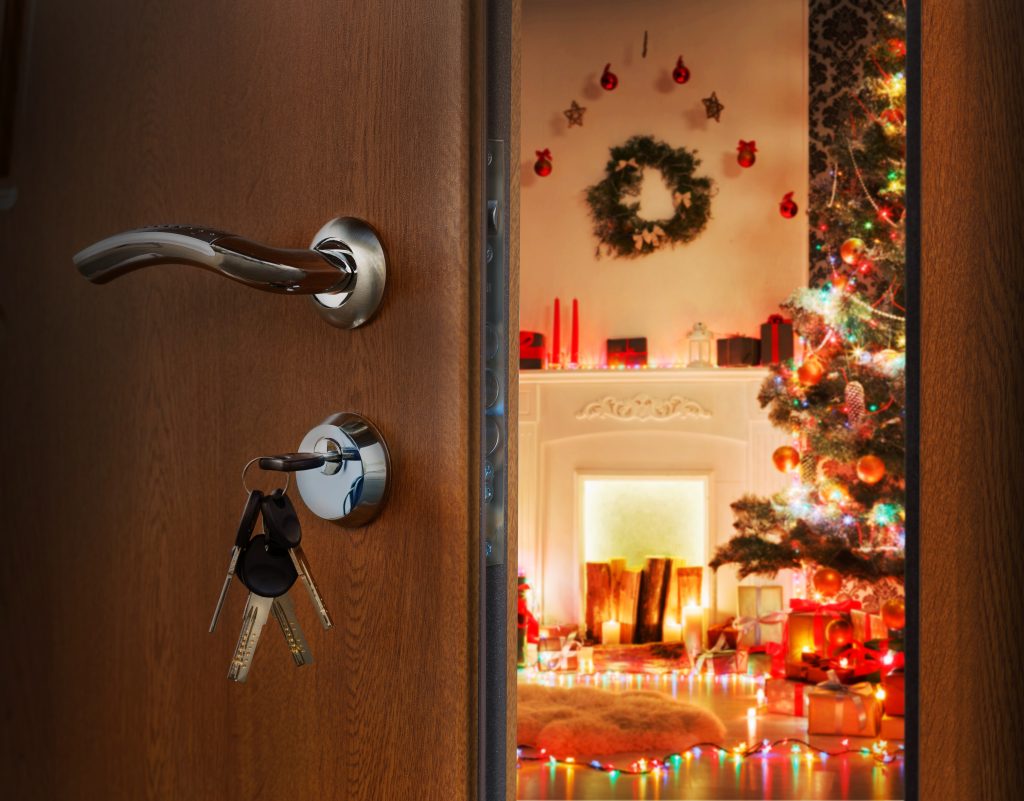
[552,298,561,366]
[571,298,579,365]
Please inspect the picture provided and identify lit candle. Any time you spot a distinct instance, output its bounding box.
[662,617,683,642]
[602,620,621,645]
[683,605,704,657]
[570,298,579,365]
[552,298,561,366]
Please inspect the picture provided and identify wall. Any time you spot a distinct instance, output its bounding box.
[521,0,809,365]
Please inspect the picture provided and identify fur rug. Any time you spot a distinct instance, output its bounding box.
[518,684,727,756]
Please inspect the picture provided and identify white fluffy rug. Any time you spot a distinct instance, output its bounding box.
[518,684,727,756]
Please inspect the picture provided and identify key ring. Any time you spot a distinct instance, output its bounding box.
[241,457,291,496]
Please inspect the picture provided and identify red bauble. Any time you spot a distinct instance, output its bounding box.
[600,63,618,91]
[533,149,553,177]
[881,108,905,125]
[813,567,843,598]
[797,356,826,386]
[737,140,757,168]
[779,191,798,219]
[888,38,907,56]
[672,56,690,84]
[825,618,854,649]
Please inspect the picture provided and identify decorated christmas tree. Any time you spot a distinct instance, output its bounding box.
[711,8,907,606]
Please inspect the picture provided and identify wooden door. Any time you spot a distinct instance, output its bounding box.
[0,2,509,799]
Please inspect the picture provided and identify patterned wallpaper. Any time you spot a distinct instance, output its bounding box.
[808,0,892,289]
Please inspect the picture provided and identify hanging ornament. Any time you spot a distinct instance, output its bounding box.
[533,149,553,177]
[779,191,798,219]
[825,618,854,649]
[845,381,866,427]
[888,38,907,56]
[797,356,826,385]
[881,597,906,631]
[736,140,757,168]
[856,454,887,484]
[840,237,867,265]
[600,63,619,91]
[800,451,817,484]
[701,91,724,122]
[813,567,843,598]
[772,445,801,473]
[563,100,587,128]
[672,55,690,84]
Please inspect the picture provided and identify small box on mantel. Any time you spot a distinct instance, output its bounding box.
[716,335,761,367]
[520,331,545,369]
[607,337,647,368]
[760,314,794,365]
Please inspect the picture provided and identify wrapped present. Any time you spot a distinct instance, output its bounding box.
[880,714,905,740]
[707,620,739,650]
[786,652,855,685]
[735,585,785,647]
[747,642,785,678]
[520,331,546,369]
[765,677,810,716]
[759,314,794,365]
[851,609,888,643]
[538,634,582,671]
[695,635,749,675]
[883,669,905,717]
[716,335,761,367]
[807,671,882,737]
[786,598,861,663]
[607,337,647,368]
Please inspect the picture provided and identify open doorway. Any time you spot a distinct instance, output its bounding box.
[514,1,909,798]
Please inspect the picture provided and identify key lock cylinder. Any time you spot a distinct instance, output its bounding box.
[209,413,391,682]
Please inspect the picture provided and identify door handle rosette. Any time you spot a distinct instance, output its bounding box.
[74,217,386,329]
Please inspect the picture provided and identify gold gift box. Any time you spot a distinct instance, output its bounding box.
[807,682,882,737]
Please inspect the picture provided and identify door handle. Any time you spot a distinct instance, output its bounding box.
[73,217,387,329]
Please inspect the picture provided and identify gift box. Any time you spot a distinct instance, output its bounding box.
[538,635,581,671]
[520,331,545,369]
[851,609,888,643]
[786,599,861,663]
[707,620,740,650]
[746,650,774,677]
[765,677,811,716]
[694,641,748,675]
[716,335,761,367]
[747,643,785,678]
[786,652,855,685]
[760,314,794,365]
[607,337,648,368]
[882,669,905,717]
[735,585,785,647]
[879,714,905,740]
[807,673,882,737]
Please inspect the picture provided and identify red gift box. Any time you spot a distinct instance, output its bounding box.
[607,337,648,368]
[520,331,545,369]
[883,669,905,716]
[785,598,862,662]
[760,314,794,365]
[765,677,810,716]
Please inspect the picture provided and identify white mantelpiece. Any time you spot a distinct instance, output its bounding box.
[518,368,793,627]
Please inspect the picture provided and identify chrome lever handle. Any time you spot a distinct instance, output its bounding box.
[73,217,387,329]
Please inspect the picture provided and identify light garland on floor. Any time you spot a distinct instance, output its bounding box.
[518,737,905,778]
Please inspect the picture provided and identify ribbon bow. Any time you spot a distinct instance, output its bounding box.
[737,139,757,153]
[733,610,788,646]
[694,633,735,675]
[547,634,582,671]
[765,313,792,325]
[632,225,666,250]
[535,148,552,161]
[673,190,692,208]
[616,158,639,171]
[789,598,862,614]
[812,670,874,732]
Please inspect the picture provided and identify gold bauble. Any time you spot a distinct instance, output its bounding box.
[825,618,855,648]
[856,454,887,484]
[821,480,851,505]
[840,237,867,265]
[772,445,801,473]
[797,357,826,385]
[881,598,906,631]
[813,567,843,598]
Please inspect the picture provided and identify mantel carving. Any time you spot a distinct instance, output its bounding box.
[575,393,712,422]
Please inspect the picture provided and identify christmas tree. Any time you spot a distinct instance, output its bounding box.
[711,8,907,598]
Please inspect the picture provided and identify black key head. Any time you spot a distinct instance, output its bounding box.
[237,534,298,598]
[258,453,326,472]
[262,489,302,550]
[235,489,263,550]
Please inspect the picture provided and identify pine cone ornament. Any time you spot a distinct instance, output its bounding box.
[845,381,866,428]
[800,452,817,484]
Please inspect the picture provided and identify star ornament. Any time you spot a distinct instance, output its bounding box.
[702,91,724,122]
[564,100,587,128]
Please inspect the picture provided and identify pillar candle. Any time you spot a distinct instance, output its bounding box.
[682,605,704,657]
[552,298,561,366]
[570,298,579,365]
[662,617,682,642]
[601,620,621,645]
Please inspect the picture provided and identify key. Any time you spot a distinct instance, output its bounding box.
[227,533,299,682]
[209,489,263,633]
[263,489,333,630]
[271,592,314,667]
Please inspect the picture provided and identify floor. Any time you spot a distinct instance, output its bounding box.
[516,670,905,800]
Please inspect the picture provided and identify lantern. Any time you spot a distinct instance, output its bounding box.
[687,322,714,368]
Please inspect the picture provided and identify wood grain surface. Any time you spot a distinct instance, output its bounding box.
[921,1,1024,799]
[0,2,485,799]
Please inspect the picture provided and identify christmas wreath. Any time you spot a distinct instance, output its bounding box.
[585,135,714,258]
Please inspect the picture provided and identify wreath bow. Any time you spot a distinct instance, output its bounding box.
[632,225,666,249]
[674,190,692,209]
[615,158,640,171]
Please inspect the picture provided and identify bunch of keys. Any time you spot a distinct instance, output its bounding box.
[210,472,333,682]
